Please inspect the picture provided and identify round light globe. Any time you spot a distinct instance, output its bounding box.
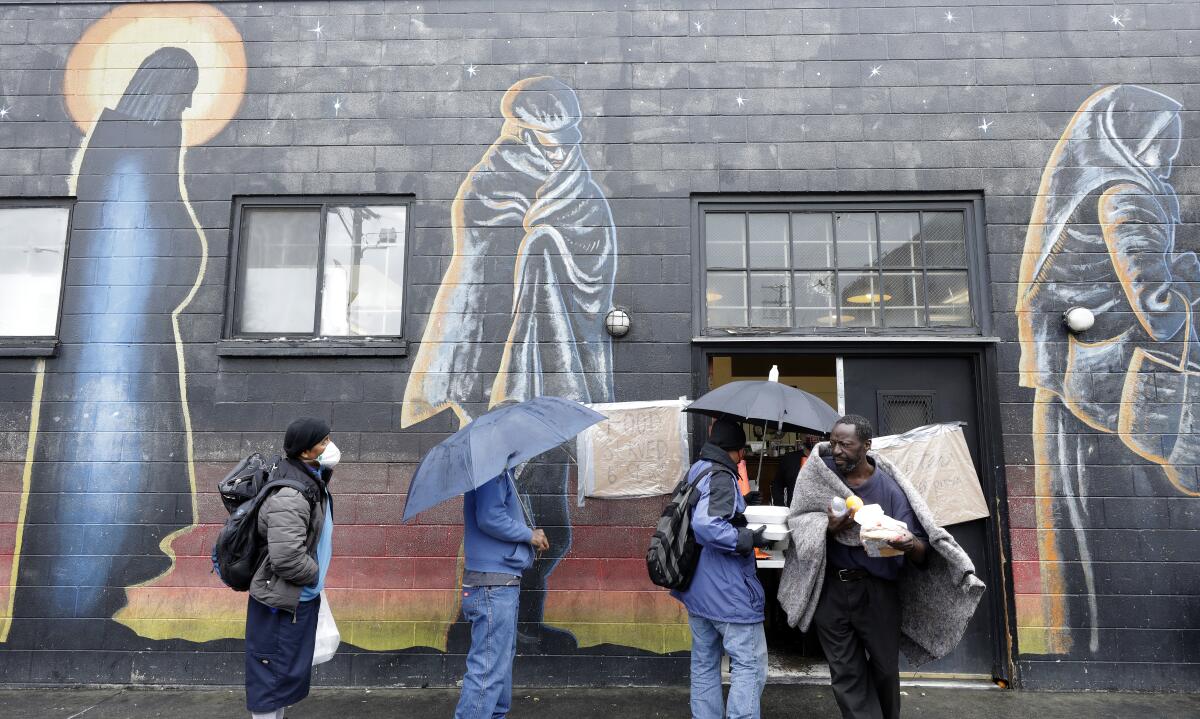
[604,308,631,338]
[1062,307,1095,333]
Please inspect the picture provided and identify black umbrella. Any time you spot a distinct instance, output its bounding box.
[686,373,841,492]
[685,380,840,436]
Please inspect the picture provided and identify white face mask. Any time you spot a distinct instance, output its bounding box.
[317,441,340,469]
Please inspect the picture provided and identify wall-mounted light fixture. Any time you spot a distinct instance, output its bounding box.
[1062,307,1095,333]
[605,308,631,337]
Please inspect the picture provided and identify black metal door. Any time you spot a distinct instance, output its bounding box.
[841,355,995,677]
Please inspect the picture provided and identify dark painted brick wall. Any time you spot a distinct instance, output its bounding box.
[0,0,1198,692]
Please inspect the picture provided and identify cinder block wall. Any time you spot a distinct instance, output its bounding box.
[0,0,1197,691]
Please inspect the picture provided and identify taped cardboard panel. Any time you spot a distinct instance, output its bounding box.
[872,423,989,527]
[578,400,690,504]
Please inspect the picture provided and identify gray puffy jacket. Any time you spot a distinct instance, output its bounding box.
[249,459,328,613]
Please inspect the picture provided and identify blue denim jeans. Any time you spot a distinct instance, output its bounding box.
[454,585,520,719]
[688,615,768,719]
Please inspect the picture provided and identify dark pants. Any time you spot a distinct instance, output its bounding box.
[813,571,901,719]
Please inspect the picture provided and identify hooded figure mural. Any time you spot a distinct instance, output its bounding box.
[10,48,201,643]
[1017,84,1200,654]
[402,76,617,651]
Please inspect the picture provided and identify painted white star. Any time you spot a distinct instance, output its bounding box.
[944,11,956,23]
[735,95,747,107]
[693,20,703,32]
[1110,12,1125,28]
[333,97,342,115]
[0,105,10,120]
[978,118,993,132]
[308,21,324,38]
[466,64,478,77]
[869,65,882,78]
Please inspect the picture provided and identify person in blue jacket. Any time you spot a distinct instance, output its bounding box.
[672,419,772,719]
[455,469,550,719]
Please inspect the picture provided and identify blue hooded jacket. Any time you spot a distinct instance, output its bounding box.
[671,443,765,624]
[463,471,534,576]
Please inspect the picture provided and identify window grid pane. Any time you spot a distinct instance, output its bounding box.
[792,213,835,270]
[881,270,926,328]
[705,213,747,268]
[748,213,789,269]
[793,271,838,327]
[320,205,407,337]
[921,212,968,267]
[238,207,322,334]
[706,271,747,327]
[749,271,791,327]
[838,269,881,328]
[0,206,71,337]
[703,207,975,331]
[879,212,921,269]
[834,212,878,269]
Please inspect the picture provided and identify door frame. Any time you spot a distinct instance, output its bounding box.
[690,339,1018,685]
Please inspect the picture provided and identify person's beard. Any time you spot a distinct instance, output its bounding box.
[834,456,860,476]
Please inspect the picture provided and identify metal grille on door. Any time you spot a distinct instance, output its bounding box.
[878,392,935,435]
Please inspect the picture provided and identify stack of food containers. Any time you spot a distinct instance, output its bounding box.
[743,505,790,568]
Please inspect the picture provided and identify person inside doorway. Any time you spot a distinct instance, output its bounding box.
[772,434,819,507]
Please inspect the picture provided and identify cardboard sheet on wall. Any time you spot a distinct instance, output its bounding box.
[577,399,690,506]
[870,422,990,527]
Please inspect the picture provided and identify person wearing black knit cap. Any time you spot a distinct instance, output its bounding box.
[671,418,772,719]
[244,418,340,719]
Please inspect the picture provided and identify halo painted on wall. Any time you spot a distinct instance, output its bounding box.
[63,3,246,147]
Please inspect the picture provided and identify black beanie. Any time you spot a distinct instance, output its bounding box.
[284,417,331,459]
[709,418,747,451]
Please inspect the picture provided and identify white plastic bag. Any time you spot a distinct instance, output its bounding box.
[312,590,340,666]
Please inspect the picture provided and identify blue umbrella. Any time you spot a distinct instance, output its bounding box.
[402,396,606,522]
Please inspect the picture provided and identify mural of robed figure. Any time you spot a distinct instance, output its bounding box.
[1017,84,1200,654]
[403,76,617,651]
[10,48,201,644]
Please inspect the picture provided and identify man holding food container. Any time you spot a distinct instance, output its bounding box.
[777,412,985,719]
[815,414,927,719]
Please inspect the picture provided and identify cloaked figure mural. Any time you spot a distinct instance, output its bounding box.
[403,76,619,651]
[10,48,202,643]
[1017,85,1200,654]
[2,4,245,645]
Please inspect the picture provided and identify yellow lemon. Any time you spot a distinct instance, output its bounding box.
[845,495,864,513]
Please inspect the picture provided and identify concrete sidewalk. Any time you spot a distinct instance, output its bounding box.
[4,686,1197,719]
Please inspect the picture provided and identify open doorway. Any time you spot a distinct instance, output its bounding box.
[704,350,1002,682]
[707,353,838,674]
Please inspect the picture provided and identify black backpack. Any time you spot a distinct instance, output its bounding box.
[217,453,280,513]
[210,455,317,591]
[646,468,718,591]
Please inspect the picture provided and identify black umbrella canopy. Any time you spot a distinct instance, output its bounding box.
[685,380,840,435]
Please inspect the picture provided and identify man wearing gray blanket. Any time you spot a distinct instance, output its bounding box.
[777,415,985,719]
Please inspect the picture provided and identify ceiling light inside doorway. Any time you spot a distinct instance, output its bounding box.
[845,292,892,304]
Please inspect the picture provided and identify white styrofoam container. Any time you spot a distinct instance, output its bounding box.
[743,506,790,524]
[747,523,789,542]
[756,548,785,568]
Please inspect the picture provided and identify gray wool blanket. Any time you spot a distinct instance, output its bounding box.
[776,445,986,665]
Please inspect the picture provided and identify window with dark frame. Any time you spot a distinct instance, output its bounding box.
[0,202,72,338]
[703,205,975,331]
[230,198,410,339]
